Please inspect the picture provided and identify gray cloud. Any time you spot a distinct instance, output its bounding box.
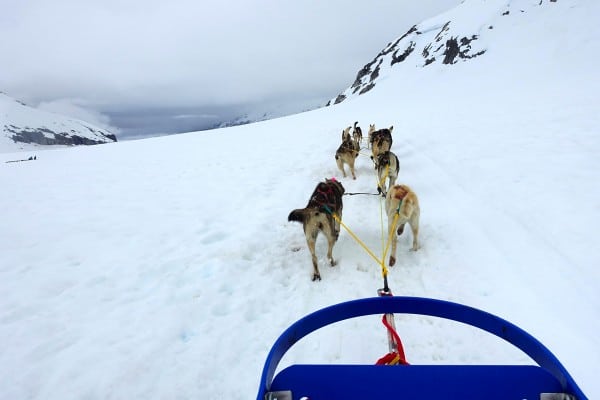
[1,0,461,138]
[36,98,121,134]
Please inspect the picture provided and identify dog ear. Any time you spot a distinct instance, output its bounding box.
[389,125,394,133]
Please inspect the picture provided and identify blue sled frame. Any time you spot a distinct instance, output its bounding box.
[257,296,587,400]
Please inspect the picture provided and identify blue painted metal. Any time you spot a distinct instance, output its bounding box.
[257,296,587,400]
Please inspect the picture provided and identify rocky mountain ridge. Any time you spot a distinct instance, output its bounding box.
[329,0,559,105]
[1,92,116,152]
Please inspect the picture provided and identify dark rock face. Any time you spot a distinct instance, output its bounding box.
[350,61,379,94]
[359,83,375,95]
[442,36,486,64]
[5,125,117,146]
[104,133,118,142]
[330,0,563,106]
[332,94,347,105]
[391,42,415,66]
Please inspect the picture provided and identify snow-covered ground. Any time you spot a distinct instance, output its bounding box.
[1,0,598,399]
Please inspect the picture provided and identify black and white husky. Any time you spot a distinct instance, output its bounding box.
[375,150,399,196]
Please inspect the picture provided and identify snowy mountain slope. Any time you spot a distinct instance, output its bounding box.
[0,92,117,153]
[0,1,598,399]
[216,99,323,129]
[329,0,565,105]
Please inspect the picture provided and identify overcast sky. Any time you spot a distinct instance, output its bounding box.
[1,0,461,138]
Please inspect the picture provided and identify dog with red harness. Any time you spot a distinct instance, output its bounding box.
[288,178,345,281]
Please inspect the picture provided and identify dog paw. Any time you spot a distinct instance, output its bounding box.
[389,256,396,267]
[312,273,321,281]
[330,259,337,267]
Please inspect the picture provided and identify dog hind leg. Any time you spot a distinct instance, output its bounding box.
[409,213,420,251]
[349,158,356,180]
[388,219,402,267]
[335,156,347,178]
[326,230,337,268]
[306,235,321,281]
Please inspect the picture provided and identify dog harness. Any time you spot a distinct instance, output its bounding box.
[310,182,339,212]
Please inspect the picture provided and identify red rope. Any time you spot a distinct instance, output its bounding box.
[376,314,409,365]
[375,352,400,365]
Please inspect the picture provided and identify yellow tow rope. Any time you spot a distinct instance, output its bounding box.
[377,164,390,194]
[326,162,398,283]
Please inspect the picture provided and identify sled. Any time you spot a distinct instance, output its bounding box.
[257,296,587,400]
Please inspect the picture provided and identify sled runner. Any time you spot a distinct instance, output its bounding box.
[257,296,587,400]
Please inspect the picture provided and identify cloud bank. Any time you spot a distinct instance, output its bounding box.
[0,0,461,137]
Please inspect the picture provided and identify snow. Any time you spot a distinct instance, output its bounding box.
[1,0,599,399]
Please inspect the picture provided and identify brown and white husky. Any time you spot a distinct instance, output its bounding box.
[335,136,360,179]
[385,184,420,267]
[288,178,345,281]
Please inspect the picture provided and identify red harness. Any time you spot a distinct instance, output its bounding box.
[310,183,337,212]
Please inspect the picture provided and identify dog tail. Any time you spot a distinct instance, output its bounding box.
[288,208,308,223]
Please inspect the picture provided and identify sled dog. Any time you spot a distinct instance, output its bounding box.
[288,178,345,281]
[385,184,420,267]
[352,121,363,146]
[335,136,360,179]
[367,124,376,149]
[370,126,393,162]
[341,126,352,142]
[375,151,400,196]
